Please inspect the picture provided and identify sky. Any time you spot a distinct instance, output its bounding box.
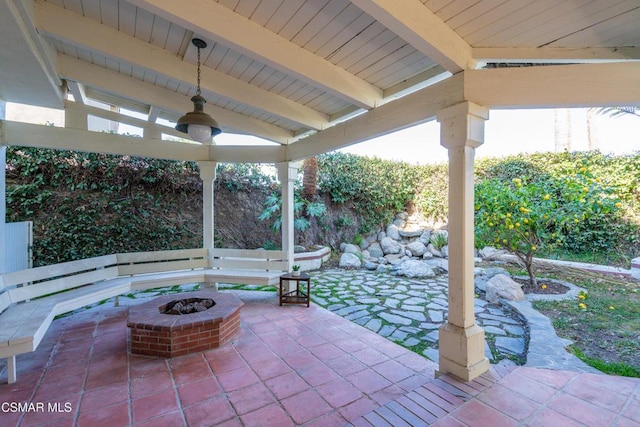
[7,103,640,165]
[336,108,640,165]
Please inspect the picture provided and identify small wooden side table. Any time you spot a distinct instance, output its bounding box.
[279,272,311,307]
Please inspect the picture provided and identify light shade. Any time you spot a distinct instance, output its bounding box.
[175,95,221,143]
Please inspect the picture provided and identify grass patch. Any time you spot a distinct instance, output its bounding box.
[530,264,640,377]
[570,346,640,377]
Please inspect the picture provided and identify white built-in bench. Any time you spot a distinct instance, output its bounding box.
[0,248,289,383]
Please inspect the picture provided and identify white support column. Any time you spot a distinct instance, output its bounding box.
[276,162,299,271]
[198,161,217,250]
[143,125,162,140]
[198,161,217,289]
[64,105,88,130]
[437,101,489,382]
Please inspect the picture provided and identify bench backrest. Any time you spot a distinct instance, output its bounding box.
[116,248,208,276]
[209,248,289,272]
[0,254,119,312]
[0,247,289,314]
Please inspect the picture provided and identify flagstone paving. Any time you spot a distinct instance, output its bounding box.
[311,269,528,365]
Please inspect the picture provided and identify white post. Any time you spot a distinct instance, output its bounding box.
[437,101,489,382]
[198,161,217,289]
[143,125,162,140]
[198,161,217,250]
[64,105,88,130]
[198,162,217,250]
[276,162,299,272]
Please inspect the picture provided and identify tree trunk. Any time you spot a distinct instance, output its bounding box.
[554,109,572,152]
[302,157,318,202]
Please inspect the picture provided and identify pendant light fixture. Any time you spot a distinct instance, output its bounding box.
[175,38,221,142]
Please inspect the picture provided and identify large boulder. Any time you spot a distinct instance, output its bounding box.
[393,260,436,278]
[367,243,384,258]
[486,274,525,303]
[475,267,511,292]
[364,261,378,271]
[386,224,402,241]
[419,230,432,246]
[398,228,423,238]
[426,244,443,258]
[479,246,508,260]
[380,236,402,254]
[406,241,427,257]
[339,253,362,269]
[342,243,361,255]
[384,253,404,264]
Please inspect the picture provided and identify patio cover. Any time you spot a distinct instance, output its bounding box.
[1,0,639,381]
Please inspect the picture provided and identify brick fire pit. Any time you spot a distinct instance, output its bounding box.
[127,290,243,358]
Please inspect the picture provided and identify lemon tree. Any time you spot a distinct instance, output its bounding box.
[474,166,621,287]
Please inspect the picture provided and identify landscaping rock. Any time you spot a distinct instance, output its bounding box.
[380,237,402,254]
[393,260,436,278]
[399,228,423,238]
[367,243,384,258]
[407,241,427,257]
[426,244,443,258]
[486,274,525,303]
[419,230,431,246]
[339,253,362,269]
[475,267,511,292]
[441,245,449,258]
[364,261,378,271]
[479,246,508,260]
[342,243,361,255]
[386,224,402,241]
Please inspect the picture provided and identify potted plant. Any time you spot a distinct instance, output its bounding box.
[291,265,301,276]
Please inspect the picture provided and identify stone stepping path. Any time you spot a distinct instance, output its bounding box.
[311,269,527,364]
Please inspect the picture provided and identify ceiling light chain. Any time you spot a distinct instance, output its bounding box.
[196,41,202,97]
[175,38,221,143]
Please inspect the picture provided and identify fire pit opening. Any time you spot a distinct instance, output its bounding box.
[159,297,215,315]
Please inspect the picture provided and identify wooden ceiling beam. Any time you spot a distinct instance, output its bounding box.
[1,120,208,161]
[35,1,327,131]
[288,73,465,160]
[349,0,474,73]
[127,0,383,109]
[465,62,640,109]
[57,55,293,144]
[473,47,640,63]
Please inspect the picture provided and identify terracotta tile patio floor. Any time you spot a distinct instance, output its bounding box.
[1,290,638,426]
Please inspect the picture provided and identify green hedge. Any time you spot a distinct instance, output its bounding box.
[7,147,639,267]
[6,147,272,266]
[318,151,640,264]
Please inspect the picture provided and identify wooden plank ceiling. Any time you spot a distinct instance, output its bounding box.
[1,0,639,154]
